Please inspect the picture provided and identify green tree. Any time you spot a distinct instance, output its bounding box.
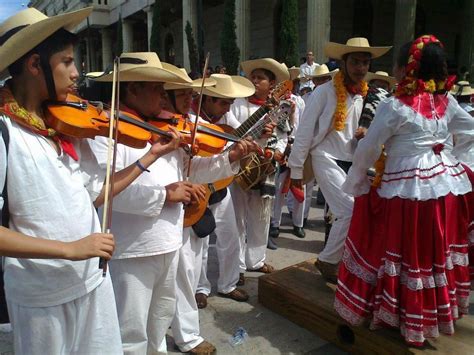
[279,0,299,67]
[220,0,240,75]
[185,21,199,74]
[150,2,161,56]
[116,12,123,56]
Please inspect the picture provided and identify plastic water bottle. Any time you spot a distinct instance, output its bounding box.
[228,327,248,347]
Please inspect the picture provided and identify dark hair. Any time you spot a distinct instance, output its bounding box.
[251,68,276,82]
[396,42,412,68]
[417,42,447,81]
[342,52,371,62]
[8,28,78,76]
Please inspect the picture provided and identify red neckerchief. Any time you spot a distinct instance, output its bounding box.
[248,96,266,106]
[345,83,365,96]
[397,93,449,119]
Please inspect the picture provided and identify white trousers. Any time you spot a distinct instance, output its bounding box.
[231,183,271,271]
[197,191,241,295]
[110,251,179,355]
[312,155,354,264]
[171,228,205,352]
[271,169,305,228]
[8,274,122,355]
[303,178,316,219]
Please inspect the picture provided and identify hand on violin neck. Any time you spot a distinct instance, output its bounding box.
[228,137,262,163]
[148,126,182,158]
[260,122,277,139]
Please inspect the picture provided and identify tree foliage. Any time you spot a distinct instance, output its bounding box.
[150,2,161,56]
[185,21,199,74]
[220,0,240,75]
[279,0,299,67]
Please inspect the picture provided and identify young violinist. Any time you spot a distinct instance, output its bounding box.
[229,58,290,283]
[165,73,256,354]
[0,8,183,354]
[87,55,259,354]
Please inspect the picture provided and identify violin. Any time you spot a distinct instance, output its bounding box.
[147,111,240,156]
[44,95,240,155]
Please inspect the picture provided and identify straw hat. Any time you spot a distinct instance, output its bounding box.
[87,52,192,83]
[288,66,301,81]
[450,81,474,96]
[365,71,396,88]
[309,64,339,78]
[0,7,92,74]
[162,65,216,91]
[324,37,392,60]
[241,58,290,84]
[201,74,255,98]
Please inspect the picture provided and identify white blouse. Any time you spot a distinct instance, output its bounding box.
[343,94,474,200]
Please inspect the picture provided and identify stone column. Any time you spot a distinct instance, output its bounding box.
[101,28,113,70]
[122,19,134,53]
[145,5,153,51]
[235,0,250,61]
[182,0,198,71]
[307,0,331,64]
[393,0,417,63]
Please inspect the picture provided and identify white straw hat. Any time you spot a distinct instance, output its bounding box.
[0,7,92,74]
[87,52,192,83]
[241,58,290,84]
[365,71,396,88]
[309,64,339,78]
[450,81,474,96]
[201,74,255,98]
[324,37,392,60]
[162,65,216,91]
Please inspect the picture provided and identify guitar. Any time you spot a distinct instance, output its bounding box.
[183,80,293,227]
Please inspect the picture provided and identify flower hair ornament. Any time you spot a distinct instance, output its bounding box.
[395,35,455,97]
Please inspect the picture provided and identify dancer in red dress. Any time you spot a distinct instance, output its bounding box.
[334,35,474,346]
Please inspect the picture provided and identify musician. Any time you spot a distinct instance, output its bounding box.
[451,80,474,116]
[364,70,396,92]
[288,38,391,283]
[88,55,258,354]
[193,74,256,306]
[0,9,187,354]
[230,58,290,281]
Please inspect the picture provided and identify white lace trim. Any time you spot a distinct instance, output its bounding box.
[342,248,377,285]
[334,297,366,326]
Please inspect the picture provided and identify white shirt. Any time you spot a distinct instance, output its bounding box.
[0,116,105,307]
[342,94,474,200]
[288,80,364,179]
[89,133,238,259]
[299,62,318,90]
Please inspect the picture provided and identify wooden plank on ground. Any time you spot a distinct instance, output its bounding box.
[258,259,474,355]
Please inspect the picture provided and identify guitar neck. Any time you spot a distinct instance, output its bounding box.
[234,105,270,138]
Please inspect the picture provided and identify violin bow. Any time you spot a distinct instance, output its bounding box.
[99,56,121,276]
[186,52,210,178]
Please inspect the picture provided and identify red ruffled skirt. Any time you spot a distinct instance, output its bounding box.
[334,181,474,346]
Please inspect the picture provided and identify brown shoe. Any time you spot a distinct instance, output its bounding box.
[314,259,338,284]
[237,272,245,286]
[187,340,216,354]
[218,288,249,302]
[249,262,275,273]
[195,293,208,309]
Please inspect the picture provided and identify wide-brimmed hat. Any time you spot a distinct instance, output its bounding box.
[288,66,301,81]
[324,37,392,60]
[162,65,216,90]
[450,81,474,96]
[241,58,290,84]
[365,71,396,88]
[201,74,255,98]
[309,64,339,79]
[0,7,92,74]
[87,52,192,83]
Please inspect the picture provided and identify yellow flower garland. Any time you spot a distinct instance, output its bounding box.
[332,71,368,131]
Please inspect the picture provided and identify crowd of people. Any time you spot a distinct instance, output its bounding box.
[0,6,473,355]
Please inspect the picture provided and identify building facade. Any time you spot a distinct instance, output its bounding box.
[28,0,474,80]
